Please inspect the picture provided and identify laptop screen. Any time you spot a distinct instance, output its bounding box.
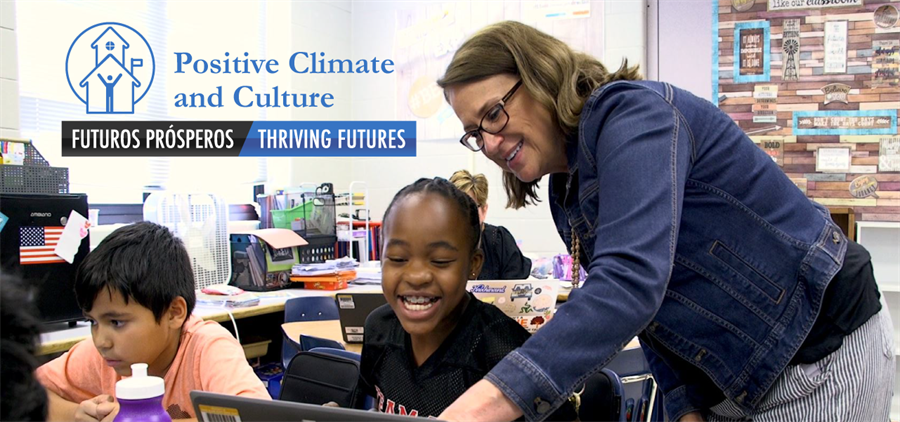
[336,293,387,343]
[191,391,415,422]
[466,280,559,333]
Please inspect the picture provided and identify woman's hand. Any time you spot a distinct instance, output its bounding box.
[438,379,523,422]
[678,411,705,422]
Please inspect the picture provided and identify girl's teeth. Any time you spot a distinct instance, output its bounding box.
[403,301,434,311]
[406,296,430,304]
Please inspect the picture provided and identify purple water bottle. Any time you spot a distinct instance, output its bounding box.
[113,363,171,422]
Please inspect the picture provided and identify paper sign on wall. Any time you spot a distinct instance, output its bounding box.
[872,40,899,89]
[821,83,851,105]
[824,21,848,74]
[849,175,879,198]
[753,85,778,123]
[768,0,862,11]
[816,147,852,173]
[794,110,897,136]
[880,136,900,172]
[759,137,784,166]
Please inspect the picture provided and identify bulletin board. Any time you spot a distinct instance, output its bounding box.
[714,0,900,222]
[393,1,602,141]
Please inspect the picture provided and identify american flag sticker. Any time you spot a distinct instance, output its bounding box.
[20,226,65,265]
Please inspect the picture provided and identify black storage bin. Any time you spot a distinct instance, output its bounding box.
[298,235,337,264]
[0,141,69,194]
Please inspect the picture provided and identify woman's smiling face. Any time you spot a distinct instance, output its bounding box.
[447,74,568,182]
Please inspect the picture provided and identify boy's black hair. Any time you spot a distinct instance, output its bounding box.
[382,177,482,253]
[1,271,48,421]
[75,221,196,322]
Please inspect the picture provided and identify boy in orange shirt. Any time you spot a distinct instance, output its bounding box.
[37,222,269,422]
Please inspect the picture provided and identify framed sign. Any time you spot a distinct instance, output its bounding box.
[782,19,801,82]
[732,0,755,12]
[759,137,784,166]
[849,175,879,198]
[793,110,898,136]
[824,21,848,74]
[874,4,899,29]
[768,0,862,11]
[880,136,900,172]
[753,85,778,123]
[733,21,771,83]
[821,83,851,105]
[816,147,852,173]
[872,40,899,88]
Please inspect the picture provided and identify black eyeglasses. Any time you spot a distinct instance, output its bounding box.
[459,80,522,152]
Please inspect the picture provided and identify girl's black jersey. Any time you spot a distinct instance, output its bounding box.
[360,293,576,420]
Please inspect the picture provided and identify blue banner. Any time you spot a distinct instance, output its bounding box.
[242,121,416,157]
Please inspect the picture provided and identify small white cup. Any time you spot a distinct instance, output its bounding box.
[89,209,100,227]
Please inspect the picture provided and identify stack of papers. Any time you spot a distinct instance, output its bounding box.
[352,266,381,285]
[290,270,357,284]
[291,257,358,276]
[196,292,260,308]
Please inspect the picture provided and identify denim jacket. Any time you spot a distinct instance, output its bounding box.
[483,81,846,421]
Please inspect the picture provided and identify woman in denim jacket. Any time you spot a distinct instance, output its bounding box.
[436,21,892,422]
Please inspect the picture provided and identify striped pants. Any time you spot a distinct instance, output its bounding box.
[708,305,895,422]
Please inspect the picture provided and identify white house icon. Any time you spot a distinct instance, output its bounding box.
[78,26,143,113]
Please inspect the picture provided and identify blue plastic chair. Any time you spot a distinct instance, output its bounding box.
[281,296,341,369]
[299,334,345,352]
[310,347,376,410]
[605,347,662,422]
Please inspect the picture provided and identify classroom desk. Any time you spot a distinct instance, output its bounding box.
[37,282,574,356]
[281,319,639,353]
[37,285,383,356]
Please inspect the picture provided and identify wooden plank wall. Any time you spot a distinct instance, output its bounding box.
[716,0,900,222]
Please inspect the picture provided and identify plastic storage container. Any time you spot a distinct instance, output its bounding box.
[254,363,284,399]
[270,201,316,231]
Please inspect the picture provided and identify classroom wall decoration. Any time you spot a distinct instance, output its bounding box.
[715,0,900,222]
[734,21,772,82]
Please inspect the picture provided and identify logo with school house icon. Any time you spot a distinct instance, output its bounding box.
[66,23,155,114]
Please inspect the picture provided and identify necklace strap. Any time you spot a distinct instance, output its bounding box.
[571,232,581,288]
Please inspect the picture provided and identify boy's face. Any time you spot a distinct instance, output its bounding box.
[85,288,186,377]
[381,193,484,339]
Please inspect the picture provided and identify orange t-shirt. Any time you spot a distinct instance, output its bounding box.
[36,315,270,419]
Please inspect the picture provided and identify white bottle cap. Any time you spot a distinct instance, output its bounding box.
[115,363,165,400]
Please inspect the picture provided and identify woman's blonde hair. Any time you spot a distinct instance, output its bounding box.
[437,21,641,209]
[449,169,489,207]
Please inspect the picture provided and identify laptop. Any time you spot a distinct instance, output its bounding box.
[467,280,560,333]
[335,293,387,343]
[191,391,416,422]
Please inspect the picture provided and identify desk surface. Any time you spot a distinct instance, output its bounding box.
[281,320,639,354]
[37,285,384,355]
[38,282,574,356]
[282,320,363,354]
